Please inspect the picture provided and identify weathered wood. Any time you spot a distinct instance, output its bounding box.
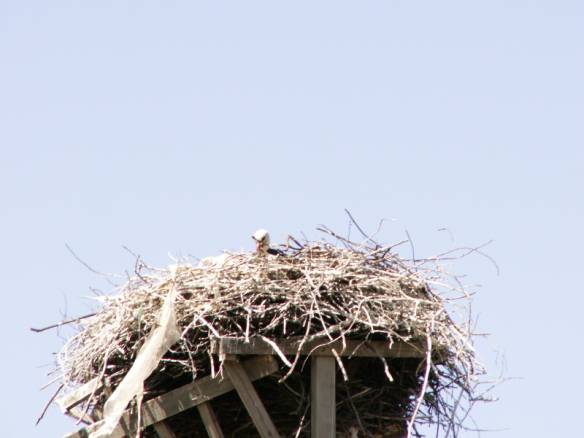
[56,377,102,412]
[91,383,113,421]
[211,337,425,358]
[197,402,225,438]
[153,421,177,438]
[56,377,105,424]
[65,355,278,438]
[311,356,336,438]
[63,406,94,425]
[222,356,280,438]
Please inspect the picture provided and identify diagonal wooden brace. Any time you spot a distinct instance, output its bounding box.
[196,401,225,438]
[64,355,278,438]
[152,421,177,438]
[222,355,280,438]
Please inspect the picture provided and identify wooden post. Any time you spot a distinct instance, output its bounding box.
[196,402,225,438]
[222,356,280,438]
[311,356,336,438]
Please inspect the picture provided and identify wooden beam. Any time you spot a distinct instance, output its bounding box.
[196,402,225,438]
[311,356,336,438]
[153,421,177,438]
[222,356,280,438]
[63,406,94,425]
[56,377,102,412]
[65,355,278,438]
[56,377,106,425]
[211,337,425,358]
[91,383,113,422]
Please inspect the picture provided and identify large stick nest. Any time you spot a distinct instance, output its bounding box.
[56,230,486,437]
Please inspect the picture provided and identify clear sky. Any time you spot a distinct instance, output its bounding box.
[1,1,582,437]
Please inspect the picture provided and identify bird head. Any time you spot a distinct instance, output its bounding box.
[252,229,271,254]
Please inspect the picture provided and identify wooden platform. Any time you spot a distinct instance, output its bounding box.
[210,336,425,358]
[61,337,423,438]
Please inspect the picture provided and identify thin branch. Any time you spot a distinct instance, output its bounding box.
[344,208,380,248]
[405,229,416,263]
[30,313,96,333]
[36,384,64,425]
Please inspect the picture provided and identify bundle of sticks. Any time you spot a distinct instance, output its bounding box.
[46,228,486,437]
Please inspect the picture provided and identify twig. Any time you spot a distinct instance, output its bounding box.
[405,229,416,263]
[36,384,64,425]
[30,313,96,333]
[260,335,293,367]
[343,380,368,437]
[344,208,380,248]
[407,322,435,438]
[65,244,119,283]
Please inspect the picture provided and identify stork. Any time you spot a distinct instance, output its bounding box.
[252,229,283,256]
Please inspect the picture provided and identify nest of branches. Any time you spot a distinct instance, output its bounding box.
[55,229,485,437]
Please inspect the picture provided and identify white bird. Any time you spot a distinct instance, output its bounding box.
[252,229,283,256]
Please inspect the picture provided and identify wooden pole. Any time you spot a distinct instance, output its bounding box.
[311,356,336,438]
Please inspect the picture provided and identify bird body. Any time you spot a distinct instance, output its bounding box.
[252,229,283,256]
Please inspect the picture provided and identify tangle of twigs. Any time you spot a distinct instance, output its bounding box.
[48,228,491,437]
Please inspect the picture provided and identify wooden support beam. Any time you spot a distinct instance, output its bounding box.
[197,402,225,438]
[56,377,105,425]
[211,337,425,358]
[91,383,113,422]
[153,421,177,438]
[311,356,336,438]
[56,377,102,413]
[64,406,94,425]
[65,355,278,438]
[222,356,280,438]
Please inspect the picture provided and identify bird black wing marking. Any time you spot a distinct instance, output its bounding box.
[267,248,285,256]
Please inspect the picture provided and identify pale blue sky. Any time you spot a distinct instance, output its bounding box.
[1,1,582,437]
